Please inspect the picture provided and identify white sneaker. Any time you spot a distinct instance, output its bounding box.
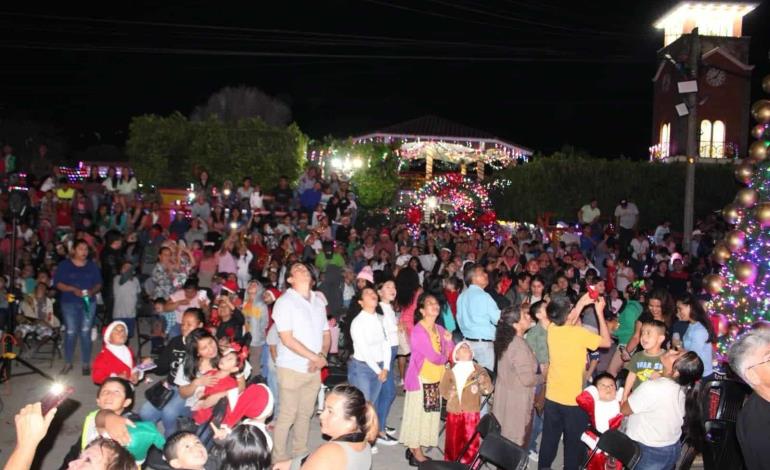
[371,445,378,454]
[528,450,539,462]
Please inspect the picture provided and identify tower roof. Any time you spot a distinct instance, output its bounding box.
[654,2,758,46]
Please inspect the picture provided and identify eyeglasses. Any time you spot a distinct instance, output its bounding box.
[748,357,770,370]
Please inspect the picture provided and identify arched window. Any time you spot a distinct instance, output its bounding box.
[700,120,712,157]
[712,120,726,158]
[659,123,671,158]
[699,119,727,158]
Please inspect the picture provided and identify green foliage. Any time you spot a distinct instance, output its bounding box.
[126,113,307,189]
[493,151,738,229]
[318,139,400,209]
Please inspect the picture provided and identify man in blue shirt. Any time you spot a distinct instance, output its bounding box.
[457,263,500,371]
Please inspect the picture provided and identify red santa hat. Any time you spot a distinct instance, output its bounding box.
[264,287,281,303]
[221,279,239,294]
[222,383,274,428]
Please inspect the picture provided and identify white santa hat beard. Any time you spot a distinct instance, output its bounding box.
[586,385,622,433]
[452,341,475,404]
[104,321,132,368]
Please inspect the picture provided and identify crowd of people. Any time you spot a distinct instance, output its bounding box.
[1,158,769,470]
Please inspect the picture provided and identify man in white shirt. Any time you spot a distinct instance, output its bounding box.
[614,199,639,257]
[578,199,601,226]
[272,262,331,463]
[653,220,671,246]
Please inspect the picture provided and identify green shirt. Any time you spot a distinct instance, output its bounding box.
[525,322,549,365]
[315,252,345,272]
[616,300,643,346]
[625,350,664,390]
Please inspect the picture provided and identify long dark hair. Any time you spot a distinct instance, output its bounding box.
[675,352,706,451]
[677,294,716,343]
[214,424,272,470]
[494,306,522,362]
[329,384,379,444]
[646,288,674,326]
[183,328,219,380]
[395,266,421,309]
[422,274,448,328]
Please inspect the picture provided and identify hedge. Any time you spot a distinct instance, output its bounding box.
[493,156,738,230]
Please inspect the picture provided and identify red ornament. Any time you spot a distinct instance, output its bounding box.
[406,206,422,225]
[478,211,497,226]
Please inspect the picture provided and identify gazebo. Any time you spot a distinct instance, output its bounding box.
[352,115,532,181]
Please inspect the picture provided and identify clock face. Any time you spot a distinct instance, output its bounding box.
[706,68,726,87]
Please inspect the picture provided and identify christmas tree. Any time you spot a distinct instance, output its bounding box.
[707,74,770,360]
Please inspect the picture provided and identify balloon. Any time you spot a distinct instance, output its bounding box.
[712,242,732,265]
[734,162,754,185]
[751,124,769,140]
[757,202,770,228]
[703,274,724,295]
[725,230,746,252]
[763,74,770,94]
[736,188,759,208]
[722,203,743,225]
[752,99,770,124]
[748,140,768,163]
[735,260,758,285]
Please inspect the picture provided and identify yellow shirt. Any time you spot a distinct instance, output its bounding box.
[420,326,445,383]
[545,324,601,406]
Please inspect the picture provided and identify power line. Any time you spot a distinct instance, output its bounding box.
[0,41,644,63]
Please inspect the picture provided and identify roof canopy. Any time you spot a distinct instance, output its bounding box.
[353,115,532,167]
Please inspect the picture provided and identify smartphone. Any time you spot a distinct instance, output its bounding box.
[41,383,74,415]
[587,284,600,301]
[135,362,157,372]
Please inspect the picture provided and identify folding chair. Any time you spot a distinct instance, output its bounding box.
[419,414,502,470]
[472,432,528,470]
[698,379,751,469]
[581,429,641,470]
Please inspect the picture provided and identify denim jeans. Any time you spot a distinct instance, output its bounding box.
[117,318,135,338]
[61,301,96,366]
[636,442,680,470]
[539,399,589,470]
[374,346,398,432]
[528,396,544,452]
[262,343,280,419]
[347,358,383,404]
[139,388,191,436]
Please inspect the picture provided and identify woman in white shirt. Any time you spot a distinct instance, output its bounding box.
[621,350,704,469]
[347,287,391,422]
[375,279,400,446]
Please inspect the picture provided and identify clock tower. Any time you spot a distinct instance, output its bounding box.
[650,2,757,161]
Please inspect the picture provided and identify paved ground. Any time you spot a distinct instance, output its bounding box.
[0,342,560,470]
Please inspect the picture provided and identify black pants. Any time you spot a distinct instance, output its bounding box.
[538,399,589,470]
[618,227,635,258]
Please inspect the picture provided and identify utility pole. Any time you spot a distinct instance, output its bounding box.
[683,27,700,254]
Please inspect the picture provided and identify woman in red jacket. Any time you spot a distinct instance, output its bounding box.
[92,321,139,385]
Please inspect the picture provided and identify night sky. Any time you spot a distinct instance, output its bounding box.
[1,1,768,159]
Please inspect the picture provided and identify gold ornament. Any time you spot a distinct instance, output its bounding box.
[751,124,768,140]
[763,74,770,94]
[735,260,758,285]
[749,141,768,163]
[725,230,746,252]
[736,188,759,208]
[712,242,732,264]
[735,163,754,185]
[703,274,724,295]
[722,203,743,225]
[757,202,770,228]
[752,99,770,124]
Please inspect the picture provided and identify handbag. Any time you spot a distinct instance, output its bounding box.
[422,382,441,413]
[145,380,174,409]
